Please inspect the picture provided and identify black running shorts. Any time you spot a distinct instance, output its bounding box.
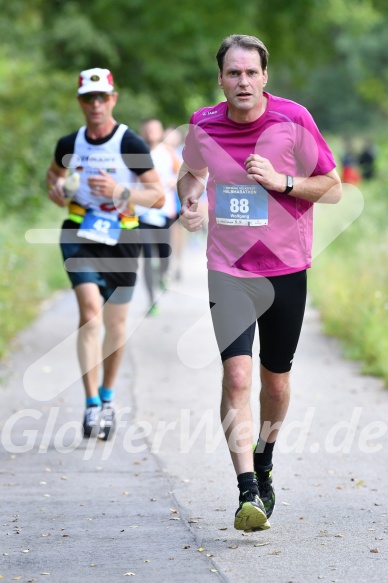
[60,219,141,304]
[208,269,307,373]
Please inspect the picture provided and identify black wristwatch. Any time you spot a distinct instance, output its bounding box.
[120,187,131,202]
[283,175,294,194]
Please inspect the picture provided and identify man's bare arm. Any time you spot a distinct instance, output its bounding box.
[177,162,208,232]
[287,169,342,204]
[245,154,343,204]
[46,161,165,210]
[135,168,165,209]
[47,160,67,208]
[89,167,166,208]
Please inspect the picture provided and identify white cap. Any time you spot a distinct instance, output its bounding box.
[78,68,114,94]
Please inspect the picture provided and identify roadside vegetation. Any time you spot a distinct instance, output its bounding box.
[0,209,68,358]
[309,147,388,385]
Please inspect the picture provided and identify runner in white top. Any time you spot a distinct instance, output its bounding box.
[47,68,165,439]
[137,118,180,314]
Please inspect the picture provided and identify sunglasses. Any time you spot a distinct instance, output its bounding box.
[79,93,112,104]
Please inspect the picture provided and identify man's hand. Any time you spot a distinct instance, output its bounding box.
[48,170,67,208]
[179,196,204,232]
[88,169,120,198]
[245,154,285,192]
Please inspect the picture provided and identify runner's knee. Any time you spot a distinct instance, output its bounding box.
[78,303,102,328]
[260,368,290,401]
[223,362,251,396]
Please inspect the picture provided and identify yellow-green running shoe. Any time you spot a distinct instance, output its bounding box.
[253,444,276,519]
[234,490,271,532]
[256,466,275,519]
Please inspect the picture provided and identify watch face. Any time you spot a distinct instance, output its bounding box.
[284,176,293,194]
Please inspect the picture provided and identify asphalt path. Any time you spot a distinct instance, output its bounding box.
[1,237,387,582]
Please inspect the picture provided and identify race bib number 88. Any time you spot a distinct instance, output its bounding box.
[215,184,268,226]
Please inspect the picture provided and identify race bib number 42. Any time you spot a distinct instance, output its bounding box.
[77,209,121,246]
[215,184,268,226]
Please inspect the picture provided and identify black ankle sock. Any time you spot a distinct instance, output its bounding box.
[237,472,258,495]
[254,438,275,469]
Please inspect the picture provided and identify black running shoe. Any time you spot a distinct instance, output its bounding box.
[83,406,102,438]
[255,465,276,519]
[234,489,271,532]
[99,403,116,441]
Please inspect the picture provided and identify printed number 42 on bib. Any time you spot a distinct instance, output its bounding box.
[215,184,268,226]
[77,209,121,246]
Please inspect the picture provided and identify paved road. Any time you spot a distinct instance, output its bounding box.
[1,238,387,582]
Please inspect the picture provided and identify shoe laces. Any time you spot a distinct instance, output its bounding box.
[240,489,259,503]
[101,403,115,422]
[259,480,272,496]
[256,470,273,497]
[85,406,101,425]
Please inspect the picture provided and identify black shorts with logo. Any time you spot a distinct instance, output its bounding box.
[60,219,142,303]
[208,269,307,373]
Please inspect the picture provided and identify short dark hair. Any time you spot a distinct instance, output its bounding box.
[216,35,269,73]
[140,117,163,127]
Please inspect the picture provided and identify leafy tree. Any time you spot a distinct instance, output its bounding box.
[1,0,388,213]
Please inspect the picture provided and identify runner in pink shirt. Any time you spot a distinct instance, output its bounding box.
[178,34,342,532]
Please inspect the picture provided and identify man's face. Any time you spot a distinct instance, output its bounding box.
[218,47,268,119]
[141,120,164,146]
[77,92,118,126]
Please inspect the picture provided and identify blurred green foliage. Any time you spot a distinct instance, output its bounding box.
[1,0,387,214]
[310,172,388,385]
[0,208,68,358]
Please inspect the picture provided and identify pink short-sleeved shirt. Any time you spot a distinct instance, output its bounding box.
[183,93,337,277]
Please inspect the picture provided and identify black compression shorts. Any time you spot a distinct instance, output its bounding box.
[208,269,307,373]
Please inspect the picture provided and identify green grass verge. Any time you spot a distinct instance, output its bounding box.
[0,205,68,358]
[309,176,388,386]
